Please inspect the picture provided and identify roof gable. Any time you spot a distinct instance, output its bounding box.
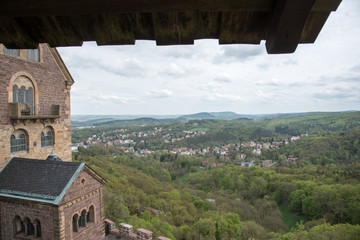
[0,157,84,204]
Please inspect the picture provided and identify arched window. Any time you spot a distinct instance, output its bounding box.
[41,129,53,147]
[87,205,95,223]
[35,219,41,238]
[79,210,86,227]
[72,214,78,232]
[10,132,27,153]
[23,218,32,236]
[10,76,35,115]
[13,216,23,235]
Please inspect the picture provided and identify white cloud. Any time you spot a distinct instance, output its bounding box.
[146,89,173,98]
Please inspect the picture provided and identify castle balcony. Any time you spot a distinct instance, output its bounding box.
[9,103,60,120]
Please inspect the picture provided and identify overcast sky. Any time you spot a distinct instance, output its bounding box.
[58,0,360,116]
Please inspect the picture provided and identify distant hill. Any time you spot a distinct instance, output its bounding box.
[177,112,216,121]
[92,117,179,127]
[71,111,359,128]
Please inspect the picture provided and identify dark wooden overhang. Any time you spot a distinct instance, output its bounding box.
[0,0,341,54]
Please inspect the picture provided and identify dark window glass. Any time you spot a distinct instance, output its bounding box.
[79,210,86,227]
[72,215,78,232]
[21,222,25,233]
[36,223,41,237]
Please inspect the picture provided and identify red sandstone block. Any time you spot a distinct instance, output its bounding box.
[157,237,172,240]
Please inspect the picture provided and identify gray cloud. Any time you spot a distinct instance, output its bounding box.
[214,45,265,64]
[214,75,232,83]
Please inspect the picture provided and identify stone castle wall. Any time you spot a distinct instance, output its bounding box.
[61,170,105,240]
[0,197,60,239]
[0,43,72,168]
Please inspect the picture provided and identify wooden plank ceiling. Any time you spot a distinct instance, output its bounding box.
[0,0,342,54]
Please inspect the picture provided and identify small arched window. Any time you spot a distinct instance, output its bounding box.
[35,219,41,238]
[24,217,33,236]
[87,205,95,223]
[10,132,27,153]
[41,129,53,147]
[79,210,86,228]
[13,216,23,235]
[72,214,78,232]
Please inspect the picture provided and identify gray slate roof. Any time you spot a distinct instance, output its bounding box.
[0,157,84,204]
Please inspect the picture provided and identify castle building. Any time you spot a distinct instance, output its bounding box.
[0,43,73,169]
[0,44,106,240]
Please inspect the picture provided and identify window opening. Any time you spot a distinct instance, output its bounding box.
[4,46,19,56]
[72,215,78,232]
[79,210,86,227]
[88,205,95,223]
[27,48,39,61]
[10,132,27,153]
[12,84,34,115]
[41,129,53,147]
[35,220,41,238]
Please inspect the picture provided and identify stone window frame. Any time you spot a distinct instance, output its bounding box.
[10,129,28,153]
[41,127,54,148]
[13,215,42,239]
[8,72,39,115]
[71,204,97,234]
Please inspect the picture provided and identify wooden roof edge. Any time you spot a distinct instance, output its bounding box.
[0,0,341,17]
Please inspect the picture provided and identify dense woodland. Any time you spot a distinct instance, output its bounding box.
[72,111,360,239]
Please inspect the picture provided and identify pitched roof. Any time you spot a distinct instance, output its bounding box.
[0,157,84,204]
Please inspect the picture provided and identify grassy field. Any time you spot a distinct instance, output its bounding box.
[279,203,306,231]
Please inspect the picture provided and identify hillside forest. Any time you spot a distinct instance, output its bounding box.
[72,111,360,239]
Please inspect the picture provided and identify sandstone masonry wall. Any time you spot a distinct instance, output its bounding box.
[61,170,105,240]
[0,197,59,239]
[0,43,72,168]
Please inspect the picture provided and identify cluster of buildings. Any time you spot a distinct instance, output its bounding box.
[77,127,162,147]
[163,130,206,143]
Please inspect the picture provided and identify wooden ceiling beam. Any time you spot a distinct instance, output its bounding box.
[1,0,340,17]
[1,0,274,16]
[265,0,316,54]
[153,12,195,45]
